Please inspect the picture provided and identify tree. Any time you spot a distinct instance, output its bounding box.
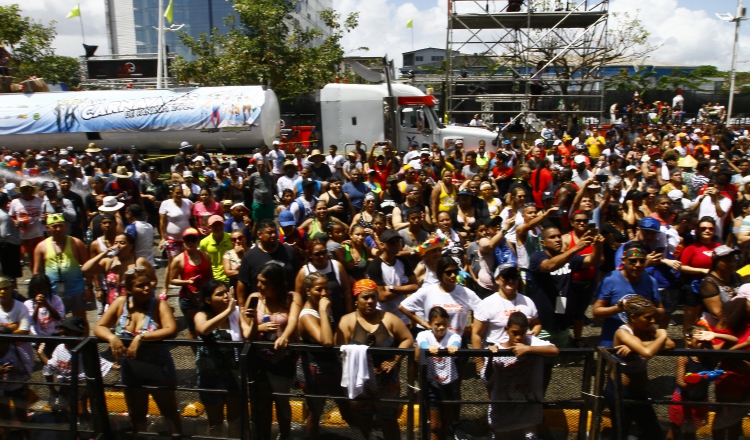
[0,4,81,86]
[171,0,358,101]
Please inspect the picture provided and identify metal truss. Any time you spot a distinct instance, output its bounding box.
[445,0,609,131]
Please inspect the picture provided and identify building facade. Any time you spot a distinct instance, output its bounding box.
[105,0,333,60]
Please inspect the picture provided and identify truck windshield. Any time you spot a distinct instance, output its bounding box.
[425,105,445,129]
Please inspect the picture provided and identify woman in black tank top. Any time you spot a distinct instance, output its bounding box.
[335,280,413,439]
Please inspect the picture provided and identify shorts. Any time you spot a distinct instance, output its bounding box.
[251,202,275,223]
[120,346,177,387]
[681,282,702,307]
[0,242,22,278]
[21,236,44,255]
[668,388,708,431]
[426,380,461,410]
[62,292,87,313]
[165,240,184,258]
[179,297,201,332]
[659,288,679,315]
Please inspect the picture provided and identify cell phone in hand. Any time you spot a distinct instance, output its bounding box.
[587,223,598,235]
[655,246,665,254]
[248,296,259,310]
[595,174,609,183]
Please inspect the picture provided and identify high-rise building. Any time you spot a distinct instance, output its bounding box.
[105,0,333,60]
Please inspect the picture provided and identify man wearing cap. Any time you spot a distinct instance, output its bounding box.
[0,276,29,335]
[367,229,419,325]
[593,241,665,347]
[200,215,232,285]
[140,166,168,226]
[105,166,143,210]
[290,179,318,226]
[694,169,734,239]
[33,214,91,319]
[402,141,420,165]
[367,142,397,188]
[267,140,286,179]
[392,183,432,231]
[571,155,592,188]
[9,181,44,269]
[342,151,363,182]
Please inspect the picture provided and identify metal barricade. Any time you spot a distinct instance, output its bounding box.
[95,338,249,440]
[0,335,109,440]
[248,341,417,440]
[591,347,750,440]
[419,347,595,440]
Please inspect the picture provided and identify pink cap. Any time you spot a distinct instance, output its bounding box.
[207,215,225,225]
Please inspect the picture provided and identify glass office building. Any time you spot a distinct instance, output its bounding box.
[106,0,333,61]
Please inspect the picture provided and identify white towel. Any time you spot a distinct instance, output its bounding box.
[340,345,370,399]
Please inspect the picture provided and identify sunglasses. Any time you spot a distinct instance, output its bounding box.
[444,269,459,277]
[699,226,715,232]
[572,218,588,223]
[626,258,646,265]
[366,332,376,347]
[184,236,199,242]
[230,237,245,242]
[312,251,327,257]
[501,272,520,281]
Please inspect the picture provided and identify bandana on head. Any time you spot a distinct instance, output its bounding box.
[352,279,378,296]
[625,248,646,259]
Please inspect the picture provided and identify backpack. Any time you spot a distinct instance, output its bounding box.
[289,196,317,226]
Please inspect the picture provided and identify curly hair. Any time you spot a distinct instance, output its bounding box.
[722,298,749,335]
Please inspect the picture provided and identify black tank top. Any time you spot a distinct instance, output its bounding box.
[325,191,350,224]
[351,314,396,366]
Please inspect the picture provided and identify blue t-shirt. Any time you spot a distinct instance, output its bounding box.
[294,180,322,197]
[614,239,676,289]
[342,181,368,211]
[596,270,661,347]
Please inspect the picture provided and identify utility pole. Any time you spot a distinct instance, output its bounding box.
[718,0,747,125]
[157,0,164,88]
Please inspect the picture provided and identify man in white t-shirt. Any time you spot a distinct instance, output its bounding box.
[9,181,45,269]
[267,140,286,178]
[0,276,30,334]
[325,144,346,180]
[252,145,270,172]
[472,264,540,346]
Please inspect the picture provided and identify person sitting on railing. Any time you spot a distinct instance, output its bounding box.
[711,291,750,440]
[335,279,413,440]
[604,295,674,440]
[482,311,559,440]
[297,272,357,440]
[94,267,182,438]
[416,306,462,440]
[241,262,302,440]
[193,280,242,438]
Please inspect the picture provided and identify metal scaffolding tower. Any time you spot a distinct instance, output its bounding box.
[445,0,609,132]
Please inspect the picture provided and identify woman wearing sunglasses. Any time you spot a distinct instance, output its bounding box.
[168,228,213,340]
[335,279,413,440]
[94,266,181,438]
[82,233,157,308]
[222,231,248,288]
[294,240,351,327]
[680,217,722,334]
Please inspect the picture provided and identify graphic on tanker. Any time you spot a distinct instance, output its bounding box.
[0,86,267,135]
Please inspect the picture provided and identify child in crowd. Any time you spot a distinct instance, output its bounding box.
[416,306,462,440]
[38,316,113,422]
[606,295,674,440]
[483,312,559,440]
[276,189,294,215]
[24,274,63,338]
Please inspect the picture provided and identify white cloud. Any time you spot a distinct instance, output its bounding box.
[0,0,742,71]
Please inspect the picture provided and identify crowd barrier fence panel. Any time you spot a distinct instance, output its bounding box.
[419,347,595,440]
[591,347,750,440]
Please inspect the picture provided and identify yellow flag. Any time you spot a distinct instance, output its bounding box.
[66,4,80,19]
[406,18,413,28]
[164,0,174,24]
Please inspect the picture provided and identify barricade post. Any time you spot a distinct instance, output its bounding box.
[79,336,111,439]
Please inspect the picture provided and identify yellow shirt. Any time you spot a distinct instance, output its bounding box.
[586,136,606,159]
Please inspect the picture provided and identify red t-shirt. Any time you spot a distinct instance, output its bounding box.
[530,167,552,208]
[492,166,514,180]
[679,241,721,280]
[372,163,389,188]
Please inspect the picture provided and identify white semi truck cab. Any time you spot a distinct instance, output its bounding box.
[317,83,499,153]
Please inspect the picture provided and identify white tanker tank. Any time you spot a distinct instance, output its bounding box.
[0,86,280,151]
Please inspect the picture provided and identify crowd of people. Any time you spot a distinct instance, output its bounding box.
[0,116,747,440]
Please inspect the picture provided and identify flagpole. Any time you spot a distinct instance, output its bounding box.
[157,0,164,88]
[78,5,86,44]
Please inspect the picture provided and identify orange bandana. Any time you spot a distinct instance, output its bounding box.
[352,279,378,296]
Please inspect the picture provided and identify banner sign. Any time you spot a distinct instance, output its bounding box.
[0,86,267,135]
[86,59,168,79]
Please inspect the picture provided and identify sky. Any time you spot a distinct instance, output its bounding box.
[1,0,746,71]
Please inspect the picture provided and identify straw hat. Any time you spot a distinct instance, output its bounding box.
[308,149,324,160]
[113,166,133,179]
[85,142,101,153]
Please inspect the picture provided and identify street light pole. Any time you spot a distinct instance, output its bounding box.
[157,0,164,89]
[728,0,743,124]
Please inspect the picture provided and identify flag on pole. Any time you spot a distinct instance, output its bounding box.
[66,4,80,19]
[164,0,174,24]
[406,18,413,28]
